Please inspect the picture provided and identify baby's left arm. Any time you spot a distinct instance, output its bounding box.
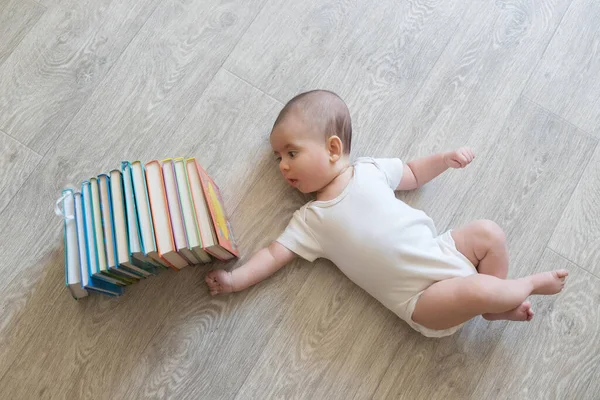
[396,147,475,190]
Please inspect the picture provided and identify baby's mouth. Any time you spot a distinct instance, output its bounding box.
[287,178,298,187]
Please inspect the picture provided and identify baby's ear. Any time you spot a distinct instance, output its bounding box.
[327,135,343,161]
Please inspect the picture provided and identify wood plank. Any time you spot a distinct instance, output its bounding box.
[114,162,313,400]
[234,260,409,400]
[371,96,596,400]
[0,0,159,154]
[0,130,41,214]
[0,0,45,66]
[362,0,573,232]
[225,0,469,106]
[447,97,596,276]
[471,250,600,399]
[0,0,270,396]
[548,143,600,276]
[524,0,600,137]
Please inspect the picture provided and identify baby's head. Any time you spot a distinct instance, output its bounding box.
[270,90,352,194]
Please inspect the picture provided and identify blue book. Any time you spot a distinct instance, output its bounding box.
[74,187,123,296]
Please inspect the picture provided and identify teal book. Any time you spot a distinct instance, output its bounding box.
[76,185,124,296]
[98,173,143,281]
[121,161,162,273]
[82,180,127,286]
[109,169,152,278]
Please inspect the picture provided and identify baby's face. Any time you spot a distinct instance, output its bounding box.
[270,117,333,194]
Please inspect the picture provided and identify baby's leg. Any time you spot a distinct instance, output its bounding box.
[412,270,568,331]
[451,219,508,278]
[450,219,528,320]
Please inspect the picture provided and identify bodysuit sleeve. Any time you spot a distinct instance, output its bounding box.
[371,158,404,189]
[276,209,323,262]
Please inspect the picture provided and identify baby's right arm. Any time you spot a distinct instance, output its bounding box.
[205,241,296,295]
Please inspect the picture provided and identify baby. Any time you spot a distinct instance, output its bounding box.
[205,90,568,338]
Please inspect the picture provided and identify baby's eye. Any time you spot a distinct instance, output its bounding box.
[275,156,282,162]
[288,151,297,158]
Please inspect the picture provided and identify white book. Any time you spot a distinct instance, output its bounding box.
[162,159,199,265]
[130,161,170,269]
[62,189,88,299]
[90,177,126,286]
[145,160,189,269]
[78,185,123,296]
[98,174,140,281]
[174,158,211,263]
[109,169,151,278]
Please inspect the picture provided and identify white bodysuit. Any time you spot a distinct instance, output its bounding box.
[276,157,477,337]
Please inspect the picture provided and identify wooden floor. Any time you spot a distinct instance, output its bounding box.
[1,0,599,398]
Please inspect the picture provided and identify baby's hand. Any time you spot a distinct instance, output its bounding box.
[205,269,234,296]
[444,147,475,169]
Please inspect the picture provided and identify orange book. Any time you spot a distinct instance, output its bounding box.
[186,158,239,261]
[145,160,189,270]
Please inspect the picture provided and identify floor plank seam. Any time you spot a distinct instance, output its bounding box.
[37,0,163,159]
[0,2,46,70]
[522,96,598,141]
[539,138,599,256]
[220,1,270,77]
[222,68,283,105]
[516,0,575,109]
[546,247,600,281]
[0,128,42,157]
[160,1,272,152]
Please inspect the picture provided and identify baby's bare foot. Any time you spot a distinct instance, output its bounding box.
[530,269,568,295]
[483,301,534,322]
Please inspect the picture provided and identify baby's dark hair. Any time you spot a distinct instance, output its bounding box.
[272,90,352,155]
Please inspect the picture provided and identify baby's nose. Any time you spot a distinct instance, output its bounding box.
[280,161,290,172]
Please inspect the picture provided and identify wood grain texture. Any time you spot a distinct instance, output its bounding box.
[471,250,600,400]
[115,162,312,400]
[0,130,41,214]
[524,0,600,137]
[548,143,600,276]
[1,0,600,398]
[225,0,469,110]
[0,0,159,154]
[371,96,597,400]
[0,0,269,396]
[448,97,597,276]
[0,0,45,66]
[235,260,409,400]
[364,0,573,232]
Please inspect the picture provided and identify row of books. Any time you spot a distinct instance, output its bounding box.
[59,158,238,299]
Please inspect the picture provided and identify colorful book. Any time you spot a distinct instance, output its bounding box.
[130,161,170,269]
[98,174,141,281]
[162,159,200,265]
[61,157,238,298]
[109,169,152,278]
[62,189,88,299]
[173,158,212,263]
[145,160,189,270]
[76,186,124,296]
[90,177,133,286]
[186,158,239,261]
